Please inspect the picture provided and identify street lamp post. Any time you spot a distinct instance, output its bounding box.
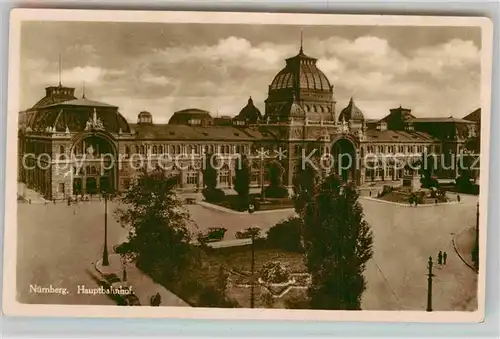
[250,232,256,308]
[102,193,109,266]
[474,201,479,269]
[426,256,434,312]
[259,152,265,202]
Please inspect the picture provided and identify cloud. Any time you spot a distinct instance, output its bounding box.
[20,34,481,122]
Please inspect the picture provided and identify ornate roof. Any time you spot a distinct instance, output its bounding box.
[338,97,364,122]
[28,96,130,133]
[168,108,213,126]
[44,97,117,108]
[130,124,276,141]
[408,117,475,124]
[269,48,332,93]
[235,97,262,123]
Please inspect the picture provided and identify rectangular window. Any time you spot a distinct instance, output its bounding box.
[187,173,198,185]
[58,183,65,193]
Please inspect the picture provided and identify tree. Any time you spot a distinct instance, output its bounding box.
[292,157,319,216]
[300,174,373,310]
[203,153,218,190]
[202,153,225,202]
[268,160,285,187]
[266,217,303,253]
[234,154,251,201]
[115,168,194,280]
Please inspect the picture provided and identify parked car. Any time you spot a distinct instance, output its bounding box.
[202,227,227,242]
[185,198,197,205]
[235,227,262,239]
[124,294,141,306]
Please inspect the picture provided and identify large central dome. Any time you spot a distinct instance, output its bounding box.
[269,48,332,92]
[265,45,336,122]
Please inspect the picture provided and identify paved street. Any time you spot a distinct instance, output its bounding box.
[16,193,478,310]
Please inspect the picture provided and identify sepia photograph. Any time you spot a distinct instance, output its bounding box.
[2,9,492,322]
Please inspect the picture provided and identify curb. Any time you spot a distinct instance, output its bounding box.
[360,196,460,208]
[452,227,479,274]
[196,201,295,215]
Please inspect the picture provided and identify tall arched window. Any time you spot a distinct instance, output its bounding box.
[140,145,145,154]
[158,146,163,154]
[176,145,181,154]
[153,145,158,154]
[59,145,65,154]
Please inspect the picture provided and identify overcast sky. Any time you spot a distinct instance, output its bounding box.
[20,21,482,123]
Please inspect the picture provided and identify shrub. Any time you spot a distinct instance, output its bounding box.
[229,197,249,211]
[259,261,291,284]
[266,217,303,253]
[264,185,289,198]
[198,285,239,308]
[421,176,439,189]
[202,188,226,202]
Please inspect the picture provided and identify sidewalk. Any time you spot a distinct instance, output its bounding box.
[17,183,49,204]
[95,254,189,307]
[453,227,478,273]
[197,200,295,215]
[360,196,460,208]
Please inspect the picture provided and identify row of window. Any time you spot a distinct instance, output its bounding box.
[125,144,249,156]
[364,144,440,154]
[73,166,110,176]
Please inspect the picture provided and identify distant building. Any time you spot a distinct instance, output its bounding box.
[18,43,478,199]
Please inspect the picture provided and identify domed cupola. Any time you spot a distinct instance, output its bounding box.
[235,96,263,124]
[138,111,153,124]
[265,35,336,122]
[338,97,364,122]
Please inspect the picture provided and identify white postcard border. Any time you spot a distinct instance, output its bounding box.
[2,9,493,322]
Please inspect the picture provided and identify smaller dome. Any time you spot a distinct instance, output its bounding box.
[339,97,364,122]
[138,111,153,124]
[235,97,262,124]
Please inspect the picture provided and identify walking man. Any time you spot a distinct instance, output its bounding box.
[438,251,443,265]
[457,194,461,203]
[443,251,448,265]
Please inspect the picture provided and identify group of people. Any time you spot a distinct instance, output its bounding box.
[437,250,448,265]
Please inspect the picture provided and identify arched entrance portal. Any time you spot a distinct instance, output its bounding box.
[331,138,357,183]
[72,134,116,196]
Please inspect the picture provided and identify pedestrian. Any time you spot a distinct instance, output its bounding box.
[435,198,438,205]
[150,292,161,306]
[369,190,372,197]
[122,267,127,282]
[443,251,448,265]
[438,251,443,265]
[457,194,461,203]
